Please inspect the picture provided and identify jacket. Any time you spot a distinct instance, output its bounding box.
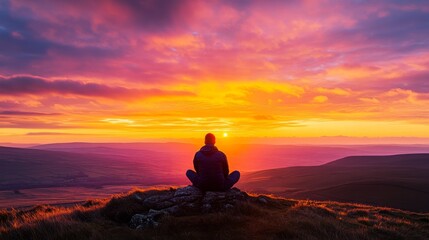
[193,144,229,191]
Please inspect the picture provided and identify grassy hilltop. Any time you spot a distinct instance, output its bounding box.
[1,187,429,240]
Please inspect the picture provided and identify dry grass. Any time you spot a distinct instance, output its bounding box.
[1,188,428,240]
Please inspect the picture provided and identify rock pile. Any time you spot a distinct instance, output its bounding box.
[129,186,249,229]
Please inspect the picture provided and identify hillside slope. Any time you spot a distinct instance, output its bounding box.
[238,153,429,212]
[325,153,429,167]
[1,187,428,240]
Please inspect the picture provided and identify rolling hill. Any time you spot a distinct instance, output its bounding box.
[325,154,429,167]
[238,153,429,212]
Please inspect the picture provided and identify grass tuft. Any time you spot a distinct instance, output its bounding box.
[0,188,428,240]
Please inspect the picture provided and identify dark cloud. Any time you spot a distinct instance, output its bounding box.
[0,2,49,69]
[391,71,429,93]
[8,0,194,33]
[0,111,60,116]
[0,1,123,75]
[223,0,253,10]
[119,0,192,32]
[327,8,429,54]
[0,76,194,99]
[365,10,429,42]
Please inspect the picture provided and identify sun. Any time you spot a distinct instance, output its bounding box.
[223,132,228,137]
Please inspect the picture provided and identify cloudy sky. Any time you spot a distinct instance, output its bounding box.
[1,0,429,143]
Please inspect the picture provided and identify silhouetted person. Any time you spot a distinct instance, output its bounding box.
[186,133,240,191]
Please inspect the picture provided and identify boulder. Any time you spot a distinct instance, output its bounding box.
[143,192,175,209]
[129,186,250,229]
[174,185,203,197]
[129,209,168,229]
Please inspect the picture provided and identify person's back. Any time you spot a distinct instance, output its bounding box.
[186,133,240,191]
[193,144,228,191]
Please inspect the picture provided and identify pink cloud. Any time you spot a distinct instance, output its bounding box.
[0,75,194,100]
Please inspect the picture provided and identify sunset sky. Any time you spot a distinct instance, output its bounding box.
[1,0,429,143]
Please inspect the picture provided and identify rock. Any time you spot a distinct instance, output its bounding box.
[144,193,173,204]
[173,186,202,197]
[129,210,166,229]
[171,195,201,204]
[224,204,234,210]
[147,209,166,220]
[170,185,203,204]
[201,203,212,213]
[129,186,250,229]
[129,214,147,229]
[202,191,226,204]
[143,192,175,209]
[185,202,196,208]
[162,205,181,215]
[258,196,268,204]
[133,193,143,201]
[226,188,248,200]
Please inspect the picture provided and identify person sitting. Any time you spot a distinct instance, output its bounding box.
[186,133,240,191]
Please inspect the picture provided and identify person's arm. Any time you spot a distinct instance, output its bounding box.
[222,153,229,178]
[193,153,200,173]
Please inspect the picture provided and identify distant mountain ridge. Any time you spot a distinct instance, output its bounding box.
[31,142,429,171]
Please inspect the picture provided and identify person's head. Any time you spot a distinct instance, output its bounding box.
[205,133,216,145]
